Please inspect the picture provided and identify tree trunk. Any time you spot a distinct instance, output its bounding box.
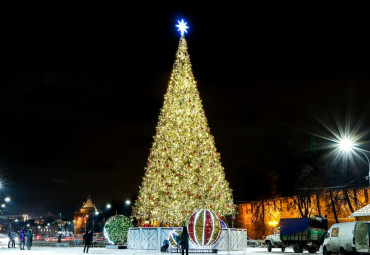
[343,188,354,213]
[353,189,358,208]
[296,196,304,217]
[304,195,311,217]
[329,189,339,223]
[261,196,265,237]
[316,193,321,216]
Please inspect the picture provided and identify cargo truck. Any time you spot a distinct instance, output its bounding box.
[264,216,328,253]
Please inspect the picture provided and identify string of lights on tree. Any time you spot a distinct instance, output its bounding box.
[132,20,236,226]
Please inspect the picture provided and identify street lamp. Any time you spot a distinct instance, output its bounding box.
[4,197,10,202]
[125,200,131,205]
[106,203,117,215]
[337,136,370,187]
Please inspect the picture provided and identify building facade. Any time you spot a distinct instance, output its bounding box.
[73,195,97,235]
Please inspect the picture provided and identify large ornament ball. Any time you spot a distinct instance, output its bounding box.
[187,209,222,247]
[103,215,133,245]
[168,229,182,248]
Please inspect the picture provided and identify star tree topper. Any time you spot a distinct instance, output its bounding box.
[176,19,189,36]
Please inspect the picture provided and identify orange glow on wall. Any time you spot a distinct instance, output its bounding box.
[236,187,370,239]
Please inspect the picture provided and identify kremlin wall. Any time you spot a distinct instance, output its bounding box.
[235,186,369,239]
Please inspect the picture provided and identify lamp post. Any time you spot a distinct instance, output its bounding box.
[337,137,370,187]
[124,200,131,217]
[0,180,11,215]
[106,204,117,215]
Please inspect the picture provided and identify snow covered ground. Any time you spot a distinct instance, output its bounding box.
[0,247,244,254]
[0,247,318,254]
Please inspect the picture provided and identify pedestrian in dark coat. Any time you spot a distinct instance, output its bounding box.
[11,232,15,248]
[8,232,13,248]
[19,230,25,250]
[181,226,189,255]
[26,229,33,250]
[83,231,93,253]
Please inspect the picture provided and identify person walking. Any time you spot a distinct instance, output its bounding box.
[26,229,33,250]
[83,230,93,253]
[11,232,16,248]
[8,232,13,248]
[58,234,62,246]
[19,230,25,250]
[180,226,189,255]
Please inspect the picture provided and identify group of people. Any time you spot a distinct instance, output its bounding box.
[8,229,33,250]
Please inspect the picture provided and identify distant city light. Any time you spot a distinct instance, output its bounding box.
[106,203,111,209]
[27,224,30,227]
[15,219,18,222]
[5,197,10,202]
[1,204,5,208]
[95,211,99,215]
[125,200,131,205]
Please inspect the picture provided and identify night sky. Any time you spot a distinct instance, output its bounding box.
[1,6,370,217]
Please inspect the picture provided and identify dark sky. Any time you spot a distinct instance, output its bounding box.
[1,6,370,217]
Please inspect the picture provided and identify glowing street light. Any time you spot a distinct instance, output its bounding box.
[339,138,355,153]
[4,197,10,202]
[1,204,5,208]
[125,199,131,205]
[336,135,370,187]
[106,203,117,215]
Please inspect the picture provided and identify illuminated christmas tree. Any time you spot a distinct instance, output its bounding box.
[133,20,235,226]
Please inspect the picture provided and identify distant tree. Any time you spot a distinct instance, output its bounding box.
[251,197,267,239]
[292,164,321,217]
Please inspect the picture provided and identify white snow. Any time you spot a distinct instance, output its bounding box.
[0,247,245,254]
[0,246,312,254]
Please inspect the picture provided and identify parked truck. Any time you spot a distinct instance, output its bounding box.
[264,216,328,253]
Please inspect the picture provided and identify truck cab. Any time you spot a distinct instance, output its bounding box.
[265,227,283,252]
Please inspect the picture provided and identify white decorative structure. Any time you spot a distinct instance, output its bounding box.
[350,204,370,219]
[127,227,247,252]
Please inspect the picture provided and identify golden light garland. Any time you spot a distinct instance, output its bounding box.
[132,36,236,226]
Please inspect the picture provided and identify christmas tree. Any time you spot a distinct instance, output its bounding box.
[133,20,235,226]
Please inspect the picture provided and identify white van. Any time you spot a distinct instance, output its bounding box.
[323,221,370,255]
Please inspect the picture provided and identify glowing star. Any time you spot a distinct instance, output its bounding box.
[176,19,189,36]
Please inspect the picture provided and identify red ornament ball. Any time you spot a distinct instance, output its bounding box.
[187,209,222,247]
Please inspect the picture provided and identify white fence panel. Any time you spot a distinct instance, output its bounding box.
[128,227,247,252]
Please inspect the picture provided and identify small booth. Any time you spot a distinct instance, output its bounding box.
[350,204,370,221]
